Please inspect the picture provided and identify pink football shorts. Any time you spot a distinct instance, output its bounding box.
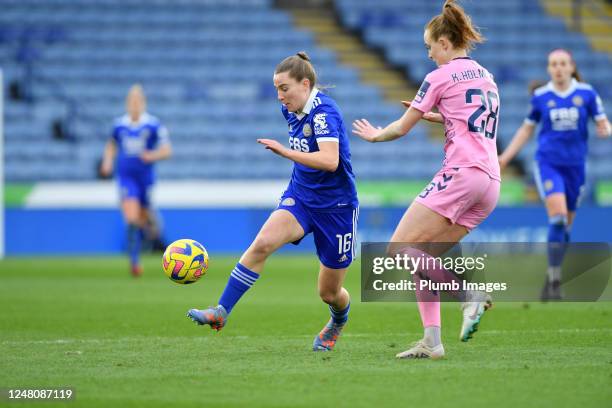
[415,166,500,231]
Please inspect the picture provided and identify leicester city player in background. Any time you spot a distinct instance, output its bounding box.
[499,49,610,300]
[100,84,172,277]
[188,52,359,352]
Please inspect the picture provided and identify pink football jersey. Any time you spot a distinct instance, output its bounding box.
[411,57,501,181]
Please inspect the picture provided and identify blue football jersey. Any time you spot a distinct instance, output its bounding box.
[281,88,358,209]
[525,79,606,165]
[111,112,170,182]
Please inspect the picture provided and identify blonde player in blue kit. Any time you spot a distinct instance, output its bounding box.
[101,85,172,277]
[188,52,359,351]
[499,49,610,299]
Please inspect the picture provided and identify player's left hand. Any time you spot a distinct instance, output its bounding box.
[595,119,611,138]
[140,151,157,163]
[352,119,382,143]
[257,139,289,157]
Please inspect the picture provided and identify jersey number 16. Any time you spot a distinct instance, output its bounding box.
[335,233,352,255]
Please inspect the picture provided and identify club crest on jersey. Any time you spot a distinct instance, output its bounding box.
[281,197,295,206]
[547,99,556,108]
[414,80,431,104]
[302,123,312,137]
[544,179,554,192]
[572,95,583,107]
[313,113,329,135]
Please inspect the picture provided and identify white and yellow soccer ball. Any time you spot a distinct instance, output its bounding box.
[162,239,209,284]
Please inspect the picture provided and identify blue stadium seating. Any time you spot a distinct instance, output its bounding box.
[0,0,437,181]
[1,0,609,188]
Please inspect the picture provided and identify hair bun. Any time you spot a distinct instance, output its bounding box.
[296,51,311,62]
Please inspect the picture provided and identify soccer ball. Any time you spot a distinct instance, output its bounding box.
[162,239,209,284]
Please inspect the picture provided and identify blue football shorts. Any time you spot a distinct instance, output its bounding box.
[119,176,152,208]
[276,193,359,269]
[533,161,585,211]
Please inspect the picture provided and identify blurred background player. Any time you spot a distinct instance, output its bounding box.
[188,52,359,352]
[353,0,499,359]
[499,49,610,300]
[100,84,172,277]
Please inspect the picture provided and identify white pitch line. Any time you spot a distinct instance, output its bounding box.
[2,328,610,346]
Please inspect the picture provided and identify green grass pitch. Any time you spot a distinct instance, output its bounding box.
[1,255,610,408]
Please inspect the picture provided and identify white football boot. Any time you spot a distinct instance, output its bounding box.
[460,292,493,342]
[396,340,445,360]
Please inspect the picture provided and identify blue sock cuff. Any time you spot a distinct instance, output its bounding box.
[235,263,260,280]
[329,302,350,324]
[548,216,567,243]
[549,214,568,225]
[548,225,565,243]
[219,263,260,314]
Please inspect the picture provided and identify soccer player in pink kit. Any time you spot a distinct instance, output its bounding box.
[353,0,499,359]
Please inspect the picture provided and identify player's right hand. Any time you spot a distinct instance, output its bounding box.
[498,155,509,170]
[100,161,113,177]
[352,119,382,143]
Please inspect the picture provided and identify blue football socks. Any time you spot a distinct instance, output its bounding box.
[218,263,260,314]
[127,223,142,266]
[547,214,568,282]
[547,214,568,267]
[329,302,350,325]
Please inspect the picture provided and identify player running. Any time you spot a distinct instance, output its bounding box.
[188,52,359,352]
[499,49,610,300]
[353,0,499,359]
[100,84,172,277]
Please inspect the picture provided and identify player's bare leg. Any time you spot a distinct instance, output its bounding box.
[142,208,166,252]
[188,210,304,330]
[391,202,491,358]
[238,209,305,273]
[313,265,350,351]
[390,201,468,244]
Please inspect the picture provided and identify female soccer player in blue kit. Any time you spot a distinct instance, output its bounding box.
[499,49,610,299]
[188,52,359,351]
[101,84,172,277]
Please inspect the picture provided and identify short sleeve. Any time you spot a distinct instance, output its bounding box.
[312,105,340,144]
[524,95,541,125]
[588,89,606,121]
[410,72,444,114]
[157,125,170,146]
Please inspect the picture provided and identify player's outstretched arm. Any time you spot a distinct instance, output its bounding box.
[352,107,424,143]
[595,117,611,138]
[498,122,535,169]
[401,101,444,124]
[257,138,339,172]
[100,140,117,177]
